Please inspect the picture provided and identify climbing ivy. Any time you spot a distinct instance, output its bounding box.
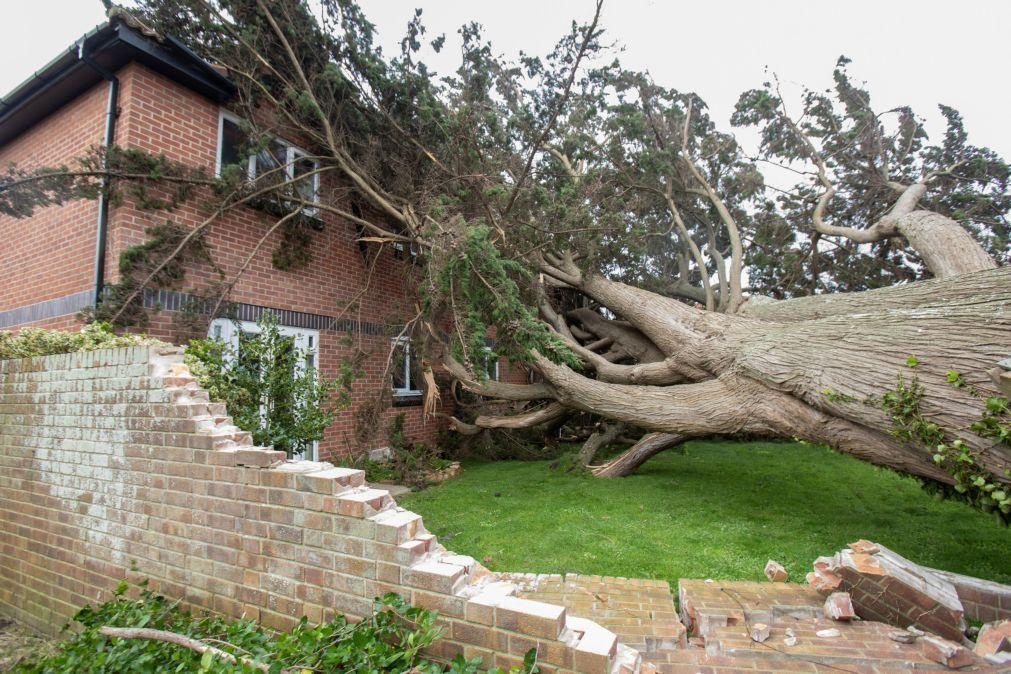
[86,222,221,329]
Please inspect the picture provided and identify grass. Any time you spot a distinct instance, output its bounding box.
[400,439,1011,585]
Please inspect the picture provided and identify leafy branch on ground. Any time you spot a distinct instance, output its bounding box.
[15,580,539,673]
[352,414,455,488]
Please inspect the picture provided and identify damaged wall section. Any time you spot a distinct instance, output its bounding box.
[0,346,642,673]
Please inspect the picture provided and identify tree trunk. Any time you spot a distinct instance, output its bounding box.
[894,210,997,279]
[523,267,1011,487]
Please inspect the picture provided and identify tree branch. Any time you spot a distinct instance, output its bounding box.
[99,627,271,672]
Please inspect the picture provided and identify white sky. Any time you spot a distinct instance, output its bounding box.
[2,0,1009,162]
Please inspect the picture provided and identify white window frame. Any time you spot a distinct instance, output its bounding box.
[391,337,422,397]
[216,110,320,216]
[208,318,321,461]
[483,347,500,382]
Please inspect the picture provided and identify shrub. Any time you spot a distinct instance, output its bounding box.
[15,580,539,673]
[185,313,357,458]
[0,322,162,361]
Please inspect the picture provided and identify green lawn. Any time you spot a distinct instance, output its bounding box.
[399,440,1011,585]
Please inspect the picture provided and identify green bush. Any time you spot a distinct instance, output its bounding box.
[0,322,162,361]
[185,313,356,458]
[15,580,539,673]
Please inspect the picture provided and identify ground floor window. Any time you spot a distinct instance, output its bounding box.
[391,337,422,400]
[208,318,321,461]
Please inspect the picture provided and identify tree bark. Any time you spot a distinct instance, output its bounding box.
[518,266,1011,485]
[893,210,997,279]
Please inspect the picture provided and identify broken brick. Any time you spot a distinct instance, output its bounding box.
[974,619,1011,658]
[920,635,976,669]
[764,559,789,582]
[809,542,967,641]
[824,592,856,621]
[750,623,770,643]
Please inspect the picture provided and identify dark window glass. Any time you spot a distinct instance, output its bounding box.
[392,340,409,391]
[255,139,287,178]
[220,118,246,170]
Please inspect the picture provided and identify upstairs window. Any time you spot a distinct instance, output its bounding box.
[392,240,420,264]
[216,112,320,214]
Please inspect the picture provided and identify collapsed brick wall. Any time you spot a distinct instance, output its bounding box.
[0,346,643,673]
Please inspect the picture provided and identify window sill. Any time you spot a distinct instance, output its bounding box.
[392,392,423,407]
[247,195,325,230]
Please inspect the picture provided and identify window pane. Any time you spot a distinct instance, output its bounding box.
[220,118,246,170]
[391,341,408,391]
[255,139,286,177]
[293,156,317,203]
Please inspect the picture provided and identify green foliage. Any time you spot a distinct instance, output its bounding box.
[1,146,208,219]
[0,323,161,361]
[430,224,578,372]
[945,369,968,389]
[86,222,221,329]
[185,313,356,458]
[16,580,538,673]
[876,360,1011,523]
[354,414,454,488]
[270,219,317,270]
[734,59,1010,296]
[820,388,856,404]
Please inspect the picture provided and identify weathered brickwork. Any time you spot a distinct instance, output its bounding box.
[0,346,642,673]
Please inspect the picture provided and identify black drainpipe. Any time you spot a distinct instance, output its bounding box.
[78,40,119,311]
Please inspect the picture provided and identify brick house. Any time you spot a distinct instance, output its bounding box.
[0,15,514,461]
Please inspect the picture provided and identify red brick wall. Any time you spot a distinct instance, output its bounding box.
[108,64,452,458]
[0,80,107,312]
[0,347,632,673]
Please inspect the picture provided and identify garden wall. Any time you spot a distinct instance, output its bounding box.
[0,346,640,673]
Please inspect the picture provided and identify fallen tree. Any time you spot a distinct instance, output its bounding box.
[6,2,1009,516]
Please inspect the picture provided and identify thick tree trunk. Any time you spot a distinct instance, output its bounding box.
[895,210,997,279]
[523,267,1011,486]
[741,267,1011,322]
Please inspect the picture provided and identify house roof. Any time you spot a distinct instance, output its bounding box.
[0,14,236,147]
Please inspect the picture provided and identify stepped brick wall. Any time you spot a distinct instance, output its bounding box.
[0,346,644,673]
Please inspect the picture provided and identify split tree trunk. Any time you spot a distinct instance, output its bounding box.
[592,432,686,477]
[525,267,1011,486]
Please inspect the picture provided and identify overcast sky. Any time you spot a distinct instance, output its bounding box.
[2,0,1009,161]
